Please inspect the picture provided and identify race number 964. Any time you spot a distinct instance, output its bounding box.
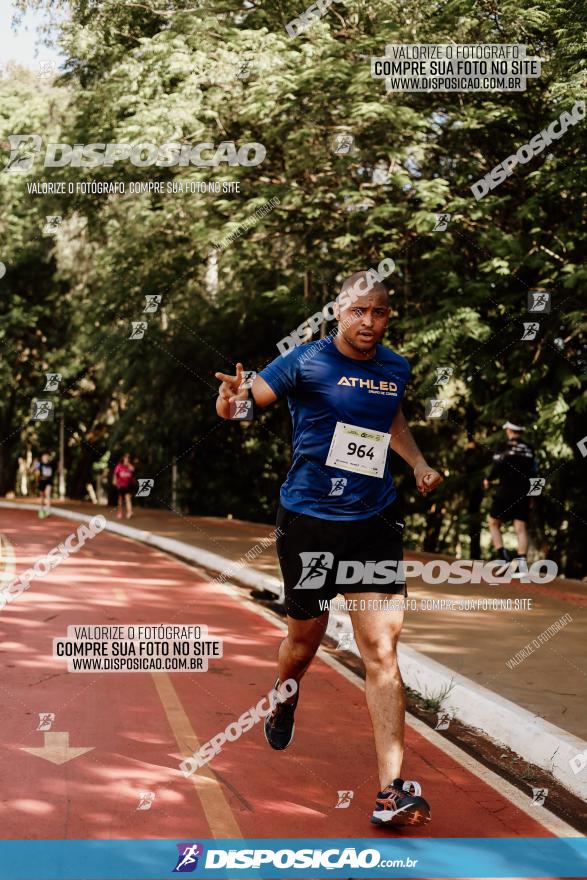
[326,421,390,478]
[347,442,375,460]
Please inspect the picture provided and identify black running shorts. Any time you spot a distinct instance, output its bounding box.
[489,488,530,523]
[276,501,406,620]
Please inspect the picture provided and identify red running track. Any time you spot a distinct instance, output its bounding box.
[0,509,569,854]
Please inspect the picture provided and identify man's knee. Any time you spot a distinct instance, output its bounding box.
[359,636,400,673]
[286,620,324,658]
[488,515,501,527]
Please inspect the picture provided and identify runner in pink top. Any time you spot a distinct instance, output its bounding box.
[113,453,135,519]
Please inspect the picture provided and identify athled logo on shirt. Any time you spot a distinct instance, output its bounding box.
[337,376,398,394]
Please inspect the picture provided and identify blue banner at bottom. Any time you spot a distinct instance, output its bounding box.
[0,838,586,879]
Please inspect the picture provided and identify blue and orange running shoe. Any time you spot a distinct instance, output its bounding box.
[371,778,431,827]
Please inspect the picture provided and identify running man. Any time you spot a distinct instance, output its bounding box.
[113,453,135,519]
[215,271,442,827]
[483,421,538,565]
[297,553,330,588]
[34,453,56,518]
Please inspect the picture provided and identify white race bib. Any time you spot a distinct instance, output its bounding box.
[325,421,390,479]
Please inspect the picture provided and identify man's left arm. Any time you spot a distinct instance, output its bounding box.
[390,407,443,495]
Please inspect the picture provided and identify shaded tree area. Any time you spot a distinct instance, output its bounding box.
[1,0,585,574]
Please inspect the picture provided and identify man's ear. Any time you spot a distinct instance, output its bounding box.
[333,302,340,321]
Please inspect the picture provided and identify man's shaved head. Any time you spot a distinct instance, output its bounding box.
[337,270,389,305]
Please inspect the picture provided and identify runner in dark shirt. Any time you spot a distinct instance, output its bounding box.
[33,453,55,518]
[484,421,538,564]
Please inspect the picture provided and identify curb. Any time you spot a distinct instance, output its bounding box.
[2,500,586,800]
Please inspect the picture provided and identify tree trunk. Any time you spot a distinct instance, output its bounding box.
[423,502,442,552]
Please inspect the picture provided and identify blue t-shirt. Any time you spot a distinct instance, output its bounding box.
[259,336,410,521]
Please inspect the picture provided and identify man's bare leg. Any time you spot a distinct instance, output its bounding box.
[277,612,329,700]
[265,611,328,750]
[488,514,505,552]
[347,596,404,788]
[513,518,528,555]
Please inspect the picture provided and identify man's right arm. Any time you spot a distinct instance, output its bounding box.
[251,375,278,407]
[215,363,278,420]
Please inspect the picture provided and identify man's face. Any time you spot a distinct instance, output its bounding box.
[41,454,49,463]
[506,428,522,440]
[335,289,390,352]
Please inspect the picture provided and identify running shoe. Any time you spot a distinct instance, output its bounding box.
[510,555,529,579]
[371,778,431,827]
[491,556,513,578]
[263,679,298,750]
